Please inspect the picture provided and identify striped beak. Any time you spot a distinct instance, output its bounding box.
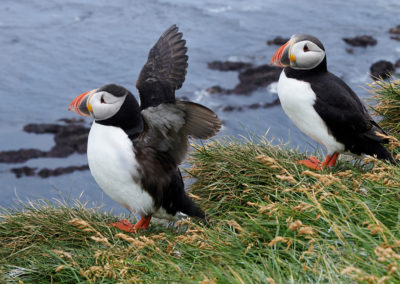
[270,39,293,67]
[68,90,94,117]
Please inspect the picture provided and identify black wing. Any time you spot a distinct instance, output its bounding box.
[133,101,221,212]
[137,101,221,168]
[311,72,388,144]
[136,25,188,110]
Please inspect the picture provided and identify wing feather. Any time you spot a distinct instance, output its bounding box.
[177,101,222,139]
[136,25,188,110]
[136,102,221,168]
[312,72,387,143]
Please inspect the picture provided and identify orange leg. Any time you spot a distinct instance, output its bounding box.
[140,216,152,230]
[110,215,152,233]
[325,152,339,167]
[297,153,339,171]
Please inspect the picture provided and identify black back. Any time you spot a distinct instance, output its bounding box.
[284,66,394,162]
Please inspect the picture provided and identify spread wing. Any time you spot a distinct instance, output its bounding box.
[136,101,221,169]
[312,72,388,143]
[136,25,188,110]
[132,102,221,209]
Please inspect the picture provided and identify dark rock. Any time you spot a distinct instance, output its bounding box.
[263,98,280,108]
[47,145,76,158]
[389,25,400,34]
[0,121,89,164]
[9,164,89,178]
[395,59,400,68]
[343,35,377,47]
[206,64,281,95]
[0,149,46,163]
[24,123,64,134]
[57,118,85,124]
[267,36,289,46]
[222,105,243,112]
[345,48,354,54]
[390,36,400,42]
[206,85,232,94]
[370,60,395,80]
[221,98,280,112]
[208,61,253,71]
[37,165,89,178]
[52,125,89,155]
[222,105,235,112]
[233,65,281,95]
[10,166,37,178]
[248,103,261,109]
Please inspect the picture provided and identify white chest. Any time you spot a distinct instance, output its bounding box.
[277,71,345,154]
[87,122,154,216]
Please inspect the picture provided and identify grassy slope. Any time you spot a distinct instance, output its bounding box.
[1,80,399,283]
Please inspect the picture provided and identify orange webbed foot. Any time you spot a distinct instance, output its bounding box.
[110,219,136,233]
[109,216,152,233]
[297,156,323,171]
[297,153,339,171]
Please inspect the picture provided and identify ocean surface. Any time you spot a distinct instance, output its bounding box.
[0,0,399,213]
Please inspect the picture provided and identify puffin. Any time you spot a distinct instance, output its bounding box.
[270,34,394,170]
[68,25,221,232]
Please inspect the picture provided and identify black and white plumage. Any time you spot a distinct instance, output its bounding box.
[69,25,221,232]
[270,34,394,170]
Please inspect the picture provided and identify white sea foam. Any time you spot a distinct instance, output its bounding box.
[207,5,232,14]
[268,82,278,94]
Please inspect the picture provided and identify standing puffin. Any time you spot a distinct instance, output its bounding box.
[270,34,394,170]
[68,25,221,232]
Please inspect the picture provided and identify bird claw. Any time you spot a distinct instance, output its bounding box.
[297,153,339,171]
[110,219,137,233]
[297,156,323,171]
[109,216,152,233]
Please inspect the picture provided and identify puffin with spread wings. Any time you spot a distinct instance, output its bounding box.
[68,25,221,232]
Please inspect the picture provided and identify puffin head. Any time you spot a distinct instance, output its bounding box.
[270,34,326,70]
[69,84,144,134]
[68,84,131,120]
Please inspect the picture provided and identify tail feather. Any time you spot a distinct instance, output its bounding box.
[372,143,396,164]
[179,194,206,220]
[162,169,206,221]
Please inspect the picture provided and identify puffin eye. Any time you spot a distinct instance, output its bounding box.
[303,44,310,52]
[100,96,105,104]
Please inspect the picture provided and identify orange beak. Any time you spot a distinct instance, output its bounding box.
[68,91,92,117]
[270,39,292,67]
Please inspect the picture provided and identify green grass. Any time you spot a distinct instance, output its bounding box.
[371,78,400,138]
[1,79,400,283]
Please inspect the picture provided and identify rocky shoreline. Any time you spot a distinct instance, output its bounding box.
[1,118,90,178]
[11,165,89,178]
[206,63,281,96]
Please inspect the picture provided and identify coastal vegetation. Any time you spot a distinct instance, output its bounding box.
[1,79,399,283]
